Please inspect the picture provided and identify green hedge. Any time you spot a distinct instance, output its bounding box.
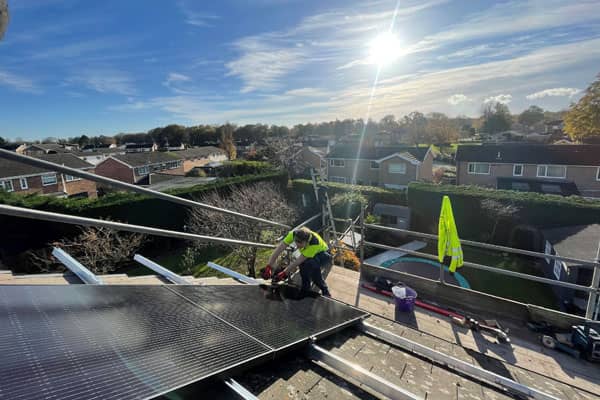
[407,182,600,242]
[0,170,288,232]
[291,179,407,218]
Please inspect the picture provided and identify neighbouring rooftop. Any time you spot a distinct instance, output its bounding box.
[456,144,600,165]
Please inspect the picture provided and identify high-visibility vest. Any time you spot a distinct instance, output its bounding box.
[438,195,463,272]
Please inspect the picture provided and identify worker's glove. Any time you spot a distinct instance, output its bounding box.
[274,270,287,282]
[261,265,273,280]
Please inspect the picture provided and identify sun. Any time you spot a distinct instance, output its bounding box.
[368,32,401,66]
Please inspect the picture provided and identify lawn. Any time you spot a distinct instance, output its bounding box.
[419,244,559,310]
[126,246,272,278]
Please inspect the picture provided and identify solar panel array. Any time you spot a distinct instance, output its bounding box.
[0,284,366,400]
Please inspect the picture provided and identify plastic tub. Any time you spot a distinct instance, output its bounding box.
[392,285,417,312]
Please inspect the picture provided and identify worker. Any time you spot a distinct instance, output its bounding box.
[263,227,331,297]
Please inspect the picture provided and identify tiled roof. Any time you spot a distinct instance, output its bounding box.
[176,146,226,160]
[455,144,600,165]
[0,153,94,179]
[110,152,184,167]
[326,145,430,162]
[541,224,600,266]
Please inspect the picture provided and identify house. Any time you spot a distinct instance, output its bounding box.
[176,146,228,173]
[18,143,69,155]
[95,152,184,184]
[545,120,564,135]
[540,224,599,314]
[0,153,97,198]
[325,145,434,189]
[73,148,126,166]
[294,146,327,175]
[455,144,600,197]
[124,143,158,153]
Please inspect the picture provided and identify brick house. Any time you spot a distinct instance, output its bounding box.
[455,144,600,197]
[18,143,70,156]
[0,153,97,198]
[325,145,434,188]
[95,152,184,184]
[176,147,228,173]
[73,148,126,166]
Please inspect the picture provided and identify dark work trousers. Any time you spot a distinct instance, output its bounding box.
[299,251,331,296]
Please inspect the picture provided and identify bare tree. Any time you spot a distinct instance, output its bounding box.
[27,227,146,274]
[480,199,521,241]
[187,182,297,277]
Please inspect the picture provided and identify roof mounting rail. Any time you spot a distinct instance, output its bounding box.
[206,262,259,285]
[133,254,191,285]
[52,247,104,285]
[224,378,259,400]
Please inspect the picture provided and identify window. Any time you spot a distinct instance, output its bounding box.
[511,182,530,191]
[329,176,346,183]
[19,178,28,190]
[165,161,181,169]
[467,162,490,175]
[370,161,379,169]
[537,165,566,178]
[135,166,150,176]
[41,174,57,186]
[597,167,600,181]
[388,163,406,174]
[380,215,398,225]
[65,175,81,182]
[513,164,523,176]
[541,184,562,194]
[0,180,14,192]
[329,159,345,167]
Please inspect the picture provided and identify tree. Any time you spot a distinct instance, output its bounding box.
[0,0,8,41]
[564,74,600,143]
[0,136,6,147]
[518,105,544,130]
[218,123,237,160]
[27,226,146,274]
[426,112,459,143]
[480,199,520,242]
[187,182,297,277]
[481,102,512,134]
[402,111,428,145]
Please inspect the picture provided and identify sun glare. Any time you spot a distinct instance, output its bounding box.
[368,32,401,66]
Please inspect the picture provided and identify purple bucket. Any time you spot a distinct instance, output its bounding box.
[392,285,417,312]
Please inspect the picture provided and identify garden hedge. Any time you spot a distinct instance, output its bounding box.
[407,182,600,243]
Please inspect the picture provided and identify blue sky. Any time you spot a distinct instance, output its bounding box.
[1,0,599,140]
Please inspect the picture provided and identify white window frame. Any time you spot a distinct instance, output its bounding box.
[370,161,380,169]
[135,166,150,176]
[513,164,523,177]
[65,175,81,182]
[1,180,14,192]
[41,174,57,186]
[329,176,346,184]
[536,164,566,179]
[388,163,407,174]
[329,159,345,167]
[19,178,28,190]
[467,162,490,175]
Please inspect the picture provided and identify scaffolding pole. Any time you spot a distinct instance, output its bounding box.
[0,149,290,230]
[0,204,276,249]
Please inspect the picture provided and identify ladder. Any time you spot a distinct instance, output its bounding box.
[310,169,337,241]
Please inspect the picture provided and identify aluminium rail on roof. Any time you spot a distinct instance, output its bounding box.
[0,148,291,230]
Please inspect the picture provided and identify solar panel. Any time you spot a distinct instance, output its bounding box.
[0,284,366,400]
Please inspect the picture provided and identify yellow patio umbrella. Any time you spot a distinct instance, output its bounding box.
[438,195,463,273]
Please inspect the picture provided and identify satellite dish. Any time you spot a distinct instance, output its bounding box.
[0,0,8,41]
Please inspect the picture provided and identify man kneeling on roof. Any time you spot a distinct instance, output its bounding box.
[263,227,331,297]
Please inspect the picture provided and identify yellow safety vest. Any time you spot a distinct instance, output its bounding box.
[438,195,463,272]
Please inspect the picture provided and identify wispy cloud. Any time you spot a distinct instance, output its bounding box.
[484,94,513,104]
[0,70,41,94]
[526,87,580,99]
[447,94,470,105]
[411,0,600,55]
[225,0,446,92]
[284,87,328,97]
[29,37,121,60]
[68,69,136,96]
[163,72,191,93]
[177,1,219,27]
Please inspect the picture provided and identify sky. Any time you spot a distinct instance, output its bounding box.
[1,0,599,140]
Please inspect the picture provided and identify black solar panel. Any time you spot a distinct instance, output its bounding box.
[170,285,366,349]
[0,284,366,400]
